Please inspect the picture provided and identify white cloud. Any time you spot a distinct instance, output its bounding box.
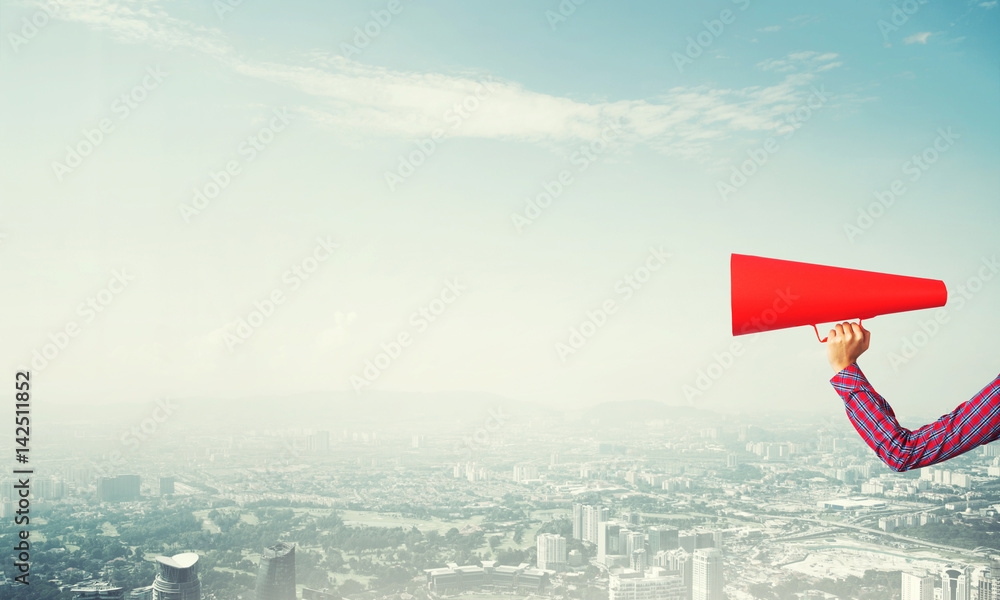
[40,0,846,160]
[980,1,997,8]
[757,51,839,73]
[904,32,933,44]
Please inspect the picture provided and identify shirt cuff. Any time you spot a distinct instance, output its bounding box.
[830,362,867,397]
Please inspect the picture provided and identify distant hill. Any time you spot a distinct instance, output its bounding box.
[40,389,556,431]
[582,399,715,425]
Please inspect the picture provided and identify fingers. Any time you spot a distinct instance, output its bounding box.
[827,322,871,344]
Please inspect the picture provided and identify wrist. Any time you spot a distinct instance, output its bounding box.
[831,360,855,373]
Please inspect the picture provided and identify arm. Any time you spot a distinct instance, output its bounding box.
[831,362,1000,471]
[826,322,1000,471]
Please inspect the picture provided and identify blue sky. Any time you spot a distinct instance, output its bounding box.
[1,0,998,422]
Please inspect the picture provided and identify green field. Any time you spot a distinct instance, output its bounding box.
[339,509,485,534]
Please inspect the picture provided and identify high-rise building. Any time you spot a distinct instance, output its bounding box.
[655,548,692,596]
[255,542,296,600]
[692,548,723,600]
[649,527,680,554]
[152,553,201,600]
[694,532,715,550]
[976,566,1000,600]
[536,534,567,570]
[159,477,175,496]
[624,531,645,559]
[597,522,623,566]
[609,568,686,600]
[902,572,935,600]
[307,431,330,454]
[942,567,971,600]
[583,505,609,545]
[631,549,647,575]
[572,503,584,540]
[98,475,141,502]
[513,465,539,483]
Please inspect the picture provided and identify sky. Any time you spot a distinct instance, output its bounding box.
[0,0,998,421]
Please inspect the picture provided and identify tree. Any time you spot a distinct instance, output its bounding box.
[338,579,365,597]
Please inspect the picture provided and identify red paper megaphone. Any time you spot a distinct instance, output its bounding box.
[731,254,948,341]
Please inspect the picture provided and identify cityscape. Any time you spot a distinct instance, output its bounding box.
[1,2,998,600]
[5,393,1000,600]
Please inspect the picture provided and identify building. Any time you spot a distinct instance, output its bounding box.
[655,549,692,594]
[609,567,686,600]
[255,542,296,600]
[97,475,140,502]
[71,582,125,600]
[902,572,934,600]
[129,587,153,600]
[942,567,971,600]
[513,464,539,483]
[308,431,330,453]
[152,553,201,600]
[623,531,645,559]
[649,527,680,554]
[975,566,1000,600]
[631,549,647,575]
[583,505,609,544]
[536,534,567,571]
[598,521,623,566]
[572,503,584,540]
[692,548,723,600]
[159,477,175,496]
[424,561,548,594]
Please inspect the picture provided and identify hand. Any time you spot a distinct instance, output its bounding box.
[827,321,870,372]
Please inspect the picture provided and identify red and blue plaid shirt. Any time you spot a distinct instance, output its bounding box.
[831,363,1000,471]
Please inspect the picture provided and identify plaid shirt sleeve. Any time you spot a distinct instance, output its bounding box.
[831,363,1000,472]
